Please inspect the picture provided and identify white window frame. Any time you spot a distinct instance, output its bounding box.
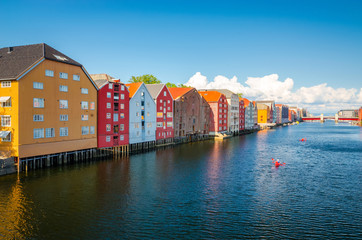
[81,101,88,110]
[2,132,11,142]
[81,115,89,121]
[107,92,111,98]
[1,115,11,127]
[59,85,68,92]
[33,82,43,89]
[59,72,68,79]
[120,94,124,100]
[45,128,55,138]
[59,100,68,109]
[1,81,11,88]
[33,98,44,108]
[106,103,111,109]
[108,83,113,89]
[33,114,44,122]
[90,126,95,134]
[73,74,80,81]
[60,114,68,121]
[106,124,111,132]
[45,70,54,77]
[82,126,89,135]
[33,128,44,139]
[113,113,118,122]
[81,88,88,94]
[60,127,68,136]
[106,136,111,142]
[106,113,111,119]
[90,102,95,110]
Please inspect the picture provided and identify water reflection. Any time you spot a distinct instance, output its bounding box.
[0,178,36,239]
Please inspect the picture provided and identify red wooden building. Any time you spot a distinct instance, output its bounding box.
[92,74,129,148]
[198,91,228,135]
[145,84,174,145]
[239,97,245,131]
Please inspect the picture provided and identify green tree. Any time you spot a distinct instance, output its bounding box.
[237,93,243,98]
[178,84,190,88]
[129,74,161,84]
[166,82,177,88]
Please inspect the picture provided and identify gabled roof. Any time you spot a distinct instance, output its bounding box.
[198,91,223,102]
[145,84,166,99]
[125,82,143,97]
[0,43,81,80]
[199,89,237,99]
[90,74,119,89]
[242,98,251,107]
[168,87,194,100]
[257,103,269,110]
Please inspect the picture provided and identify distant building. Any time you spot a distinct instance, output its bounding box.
[256,103,269,124]
[199,91,228,135]
[338,109,358,118]
[239,98,245,131]
[169,87,210,140]
[200,89,239,134]
[92,74,129,149]
[125,83,156,147]
[255,100,276,123]
[243,98,255,130]
[359,107,362,124]
[145,84,174,145]
[275,104,289,124]
[0,43,98,160]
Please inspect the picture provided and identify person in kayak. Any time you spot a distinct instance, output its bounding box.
[272,158,286,167]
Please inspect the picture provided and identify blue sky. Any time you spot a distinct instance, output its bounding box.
[1,0,362,113]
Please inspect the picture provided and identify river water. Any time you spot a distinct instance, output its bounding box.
[0,122,361,239]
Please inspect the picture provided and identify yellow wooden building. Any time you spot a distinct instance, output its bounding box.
[0,44,98,160]
[256,103,269,124]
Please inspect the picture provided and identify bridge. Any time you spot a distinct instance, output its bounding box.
[302,114,358,122]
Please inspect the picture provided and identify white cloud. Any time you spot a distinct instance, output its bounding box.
[185,72,362,113]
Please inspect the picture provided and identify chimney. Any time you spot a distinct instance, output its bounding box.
[7,47,13,53]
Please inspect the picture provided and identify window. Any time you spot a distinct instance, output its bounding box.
[45,70,54,77]
[106,124,111,131]
[90,102,95,110]
[33,98,44,108]
[134,123,139,128]
[136,112,140,117]
[157,112,163,118]
[45,128,55,138]
[147,123,152,128]
[60,100,68,109]
[1,81,11,87]
[167,122,173,127]
[81,101,88,109]
[107,92,111,98]
[33,114,44,122]
[157,122,163,128]
[60,114,68,121]
[136,102,140,106]
[120,113,124,119]
[82,115,88,121]
[147,130,151,135]
[120,124,124,131]
[109,83,113,89]
[164,91,166,96]
[106,113,111,119]
[167,112,172,118]
[120,135,124,141]
[114,113,118,121]
[73,74,80,81]
[1,116,11,126]
[160,99,163,103]
[60,127,68,136]
[167,107,170,110]
[147,112,150,117]
[81,88,88,94]
[106,136,111,142]
[106,103,111,109]
[136,131,140,136]
[114,93,119,100]
[141,92,144,96]
[114,125,119,133]
[90,126,95,134]
[33,128,44,139]
[59,85,68,92]
[121,94,124,100]
[33,82,43,89]
[1,97,11,107]
[2,132,11,142]
[120,104,124,109]
[59,72,68,79]
[82,126,89,135]
[121,85,124,91]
